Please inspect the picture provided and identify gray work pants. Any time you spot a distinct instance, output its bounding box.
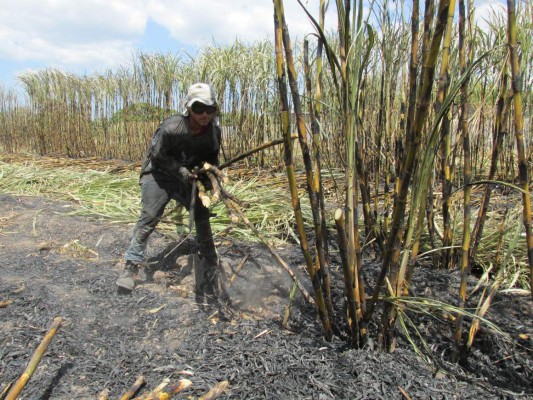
[124,174,218,283]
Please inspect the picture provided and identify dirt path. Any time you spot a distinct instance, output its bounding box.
[0,193,531,399]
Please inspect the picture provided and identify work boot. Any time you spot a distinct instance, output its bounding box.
[116,260,138,294]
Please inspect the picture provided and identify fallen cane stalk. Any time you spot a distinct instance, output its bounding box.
[1,383,12,400]
[5,317,63,400]
[398,386,413,400]
[227,253,249,287]
[153,378,170,394]
[198,380,229,400]
[120,375,146,400]
[132,379,192,400]
[97,388,110,400]
[0,300,13,308]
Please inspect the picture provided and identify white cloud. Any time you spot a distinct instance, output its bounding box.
[474,0,507,31]
[146,0,335,46]
[0,0,149,75]
[0,0,337,84]
[0,0,513,83]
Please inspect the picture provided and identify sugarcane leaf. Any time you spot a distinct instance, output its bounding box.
[147,304,167,314]
[296,0,343,105]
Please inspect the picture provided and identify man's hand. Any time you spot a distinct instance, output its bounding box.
[179,167,197,182]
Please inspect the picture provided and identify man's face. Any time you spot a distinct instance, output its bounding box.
[189,102,216,128]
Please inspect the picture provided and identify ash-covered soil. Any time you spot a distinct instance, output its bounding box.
[0,193,531,399]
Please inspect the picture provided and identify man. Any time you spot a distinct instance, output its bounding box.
[116,82,221,299]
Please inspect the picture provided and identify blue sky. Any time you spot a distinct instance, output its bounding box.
[0,0,506,92]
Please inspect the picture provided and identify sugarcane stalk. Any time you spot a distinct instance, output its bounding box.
[395,0,421,294]
[132,379,192,400]
[307,0,370,346]
[382,0,455,352]
[1,383,12,400]
[200,163,228,184]
[227,254,249,287]
[97,388,110,400]
[0,300,13,308]
[304,37,334,297]
[204,171,221,205]
[198,380,229,400]
[335,208,361,346]
[327,0,371,345]
[404,46,495,293]
[435,0,457,271]
[218,136,296,171]
[506,0,533,299]
[5,317,63,400]
[282,279,298,328]
[278,0,335,329]
[195,180,210,208]
[470,61,510,260]
[274,0,331,339]
[365,0,453,327]
[453,0,474,362]
[120,375,146,400]
[153,378,170,393]
[315,0,330,273]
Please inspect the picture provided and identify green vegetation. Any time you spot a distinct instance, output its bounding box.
[0,156,310,245]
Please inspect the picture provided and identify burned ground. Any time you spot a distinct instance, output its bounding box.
[0,193,531,399]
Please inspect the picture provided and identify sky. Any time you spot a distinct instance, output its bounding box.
[0,0,507,92]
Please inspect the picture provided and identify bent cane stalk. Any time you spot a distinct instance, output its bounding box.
[218,136,297,171]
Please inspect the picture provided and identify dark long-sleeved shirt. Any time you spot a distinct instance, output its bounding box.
[140,115,221,182]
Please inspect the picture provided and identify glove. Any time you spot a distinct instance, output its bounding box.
[179,167,196,182]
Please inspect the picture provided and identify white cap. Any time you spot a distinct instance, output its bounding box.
[183,83,217,116]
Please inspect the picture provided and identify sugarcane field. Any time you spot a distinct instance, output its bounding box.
[0,0,532,399]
